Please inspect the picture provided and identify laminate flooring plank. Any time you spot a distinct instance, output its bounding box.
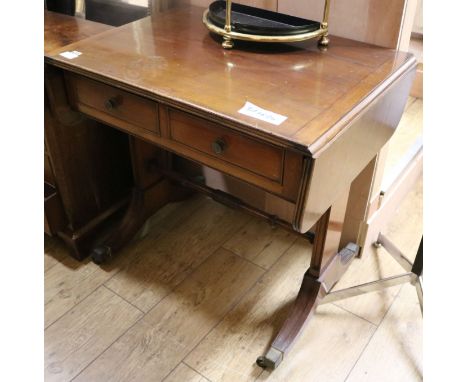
[105,198,251,312]
[256,304,376,382]
[44,254,131,328]
[44,235,68,272]
[144,194,206,235]
[223,216,296,269]
[164,363,210,382]
[45,286,143,382]
[74,248,264,382]
[331,247,404,326]
[44,196,204,328]
[345,283,423,382]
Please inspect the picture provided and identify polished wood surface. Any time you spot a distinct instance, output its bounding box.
[45,6,415,152]
[44,10,112,54]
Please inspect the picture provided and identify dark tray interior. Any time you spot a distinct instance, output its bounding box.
[207,1,321,36]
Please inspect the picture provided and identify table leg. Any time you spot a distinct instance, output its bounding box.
[257,193,359,369]
[90,137,190,264]
[90,180,171,264]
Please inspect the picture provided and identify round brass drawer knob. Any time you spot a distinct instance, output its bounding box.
[104,96,120,111]
[211,138,227,154]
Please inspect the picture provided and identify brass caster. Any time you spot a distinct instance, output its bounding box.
[256,356,268,368]
[91,245,112,264]
[373,241,382,249]
[256,348,283,369]
[222,36,234,49]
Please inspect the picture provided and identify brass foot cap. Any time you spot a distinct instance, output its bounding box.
[222,38,234,49]
[318,35,330,47]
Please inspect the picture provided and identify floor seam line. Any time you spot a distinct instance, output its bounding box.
[103,284,146,314]
[342,288,400,382]
[330,303,378,327]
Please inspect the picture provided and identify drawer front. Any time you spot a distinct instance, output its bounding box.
[168,109,284,182]
[66,74,159,135]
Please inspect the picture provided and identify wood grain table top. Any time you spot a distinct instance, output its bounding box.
[45,5,416,153]
[44,10,113,54]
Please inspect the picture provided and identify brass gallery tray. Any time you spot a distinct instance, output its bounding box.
[207,1,321,36]
[203,0,330,49]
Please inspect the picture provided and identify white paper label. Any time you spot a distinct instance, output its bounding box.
[59,50,82,59]
[238,102,287,126]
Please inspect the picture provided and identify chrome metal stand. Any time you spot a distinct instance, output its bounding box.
[320,234,423,314]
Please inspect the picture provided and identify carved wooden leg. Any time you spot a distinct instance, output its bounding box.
[257,190,359,369]
[256,243,359,369]
[90,180,172,264]
[91,187,144,264]
[90,137,177,264]
[256,271,323,369]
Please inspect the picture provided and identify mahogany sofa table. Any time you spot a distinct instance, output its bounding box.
[44,5,416,369]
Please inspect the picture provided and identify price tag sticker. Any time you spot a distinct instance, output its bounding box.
[59,50,82,59]
[238,102,287,126]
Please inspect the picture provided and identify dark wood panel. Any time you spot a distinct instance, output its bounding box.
[44,183,67,235]
[44,151,55,186]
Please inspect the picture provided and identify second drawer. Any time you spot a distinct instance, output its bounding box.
[168,109,284,183]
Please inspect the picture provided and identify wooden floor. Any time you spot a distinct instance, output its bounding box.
[45,99,423,382]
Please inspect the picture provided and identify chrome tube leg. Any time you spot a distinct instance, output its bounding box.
[377,233,413,272]
[415,277,423,315]
[320,273,413,304]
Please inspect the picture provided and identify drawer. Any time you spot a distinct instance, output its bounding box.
[168,109,284,182]
[66,73,159,135]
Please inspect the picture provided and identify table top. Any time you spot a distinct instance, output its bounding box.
[44,10,113,54]
[45,5,416,154]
